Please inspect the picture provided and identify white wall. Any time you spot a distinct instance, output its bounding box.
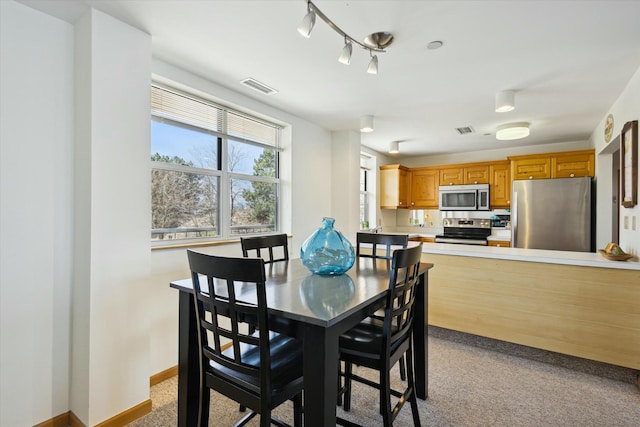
[331,130,361,234]
[147,59,333,376]
[592,65,640,256]
[0,2,74,425]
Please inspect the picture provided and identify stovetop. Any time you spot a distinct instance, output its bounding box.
[435,218,491,245]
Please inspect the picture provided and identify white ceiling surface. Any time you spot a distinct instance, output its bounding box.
[19,0,640,156]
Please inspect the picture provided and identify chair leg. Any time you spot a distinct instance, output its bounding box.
[399,356,407,381]
[198,387,211,427]
[293,392,303,427]
[406,349,421,427]
[380,369,392,427]
[343,362,353,412]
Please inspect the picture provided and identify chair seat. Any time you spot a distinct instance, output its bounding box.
[210,333,303,394]
[339,319,402,357]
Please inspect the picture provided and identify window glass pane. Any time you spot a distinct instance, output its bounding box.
[227,139,277,176]
[152,118,218,170]
[151,170,218,240]
[230,178,277,234]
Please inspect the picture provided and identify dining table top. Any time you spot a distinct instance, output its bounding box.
[170,256,433,328]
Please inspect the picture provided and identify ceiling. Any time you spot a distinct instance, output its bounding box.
[19,0,640,157]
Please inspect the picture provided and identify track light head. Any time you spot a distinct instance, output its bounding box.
[367,52,378,74]
[297,9,316,38]
[338,40,353,65]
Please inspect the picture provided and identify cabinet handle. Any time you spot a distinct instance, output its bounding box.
[449,182,453,185]
[411,202,415,206]
[529,176,533,179]
[497,244,501,247]
[474,181,478,184]
[570,173,575,178]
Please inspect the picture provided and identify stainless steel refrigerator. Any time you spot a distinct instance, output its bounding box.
[511,177,594,252]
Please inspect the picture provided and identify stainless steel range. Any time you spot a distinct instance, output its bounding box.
[435,218,491,246]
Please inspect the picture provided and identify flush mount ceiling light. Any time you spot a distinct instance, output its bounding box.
[298,1,392,74]
[389,140,400,153]
[495,90,516,113]
[360,115,374,132]
[496,122,530,140]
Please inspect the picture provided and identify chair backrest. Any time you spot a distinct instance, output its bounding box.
[187,250,270,390]
[383,243,423,354]
[356,232,409,260]
[241,234,289,263]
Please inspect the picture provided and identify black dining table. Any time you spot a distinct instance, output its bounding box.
[170,256,433,427]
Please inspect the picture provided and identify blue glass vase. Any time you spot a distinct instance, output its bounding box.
[300,217,355,275]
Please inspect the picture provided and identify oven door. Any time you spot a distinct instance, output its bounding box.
[439,188,478,211]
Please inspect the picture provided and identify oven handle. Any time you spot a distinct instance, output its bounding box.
[511,191,518,248]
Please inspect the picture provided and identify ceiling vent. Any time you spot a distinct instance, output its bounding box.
[455,126,474,135]
[240,78,278,95]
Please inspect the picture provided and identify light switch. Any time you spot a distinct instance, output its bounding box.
[623,216,629,229]
[633,216,637,231]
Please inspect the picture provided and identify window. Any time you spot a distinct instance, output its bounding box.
[360,153,375,229]
[151,85,281,243]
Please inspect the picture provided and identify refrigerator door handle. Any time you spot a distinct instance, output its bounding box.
[511,191,518,248]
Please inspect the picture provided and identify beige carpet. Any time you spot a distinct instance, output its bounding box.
[128,327,640,426]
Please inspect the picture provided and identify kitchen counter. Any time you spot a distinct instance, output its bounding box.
[421,242,640,270]
[424,247,640,370]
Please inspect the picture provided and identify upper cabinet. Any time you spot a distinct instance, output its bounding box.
[409,167,439,208]
[509,155,551,180]
[464,165,490,184]
[509,149,595,180]
[551,150,595,178]
[489,161,511,209]
[439,165,489,186]
[380,164,410,209]
[380,149,594,210]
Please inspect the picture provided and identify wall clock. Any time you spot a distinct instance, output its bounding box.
[604,113,614,143]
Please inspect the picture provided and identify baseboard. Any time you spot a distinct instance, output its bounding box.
[150,365,178,386]
[69,411,84,427]
[33,412,70,427]
[94,399,152,427]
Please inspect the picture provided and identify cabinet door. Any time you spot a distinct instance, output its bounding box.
[551,152,594,178]
[489,161,511,208]
[410,169,439,208]
[380,165,409,209]
[464,165,489,184]
[511,157,551,180]
[439,167,463,186]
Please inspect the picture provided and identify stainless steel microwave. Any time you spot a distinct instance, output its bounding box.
[439,184,490,211]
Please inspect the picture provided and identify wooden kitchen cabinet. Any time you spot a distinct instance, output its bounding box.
[463,165,489,184]
[440,164,489,185]
[380,164,410,209]
[489,161,511,208]
[409,167,439,208]
[409,236,436,243]
[510,149,595,181]
[509,155,551,180]
[487,240,511,247]
[439,167,463,186]
[551,150,594,178]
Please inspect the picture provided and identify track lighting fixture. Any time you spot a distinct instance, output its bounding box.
[338,38,353,65]
[297,4,316,38]
[298,0,392,74]
[367,52,378,75]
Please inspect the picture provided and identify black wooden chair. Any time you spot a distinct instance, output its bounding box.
[337,244,423,427]
[241,234,289,263]
[355,232,410,380]
[356,232,408,260]
[187,250,304,427]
